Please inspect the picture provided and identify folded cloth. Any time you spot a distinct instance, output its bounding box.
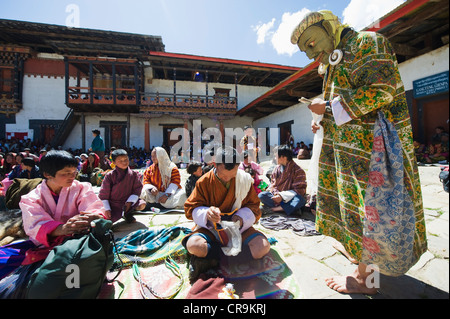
[259,215,321,236]
[291,219,321,236]
[0,240,36,280]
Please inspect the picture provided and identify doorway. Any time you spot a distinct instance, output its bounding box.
[278,120,294,146]
[162,124,184,148]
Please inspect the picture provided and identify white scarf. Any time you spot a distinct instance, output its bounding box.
[154,147,177,189]
[232,168,254,211]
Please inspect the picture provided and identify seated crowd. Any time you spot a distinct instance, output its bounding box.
[0,135,312,297]
[414,126,449,165]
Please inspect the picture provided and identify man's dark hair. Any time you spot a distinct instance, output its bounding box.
[215,146,239,170]
[22,157,35,168]
[278,145,293,161]
[39,150,78,177]
[187,161,202,175]
[111,149,128,162]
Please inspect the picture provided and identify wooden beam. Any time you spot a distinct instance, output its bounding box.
[391,42,418,56]
[238,73,248,84]
[286,89,316,98]
[384,1,448,38]
[256,72,272,86]
[256,106,282,113]
[268,99,295,106]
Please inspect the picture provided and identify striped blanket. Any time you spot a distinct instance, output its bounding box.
[111,226,192,270]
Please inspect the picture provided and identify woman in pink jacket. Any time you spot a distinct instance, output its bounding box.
[0,150,107,298]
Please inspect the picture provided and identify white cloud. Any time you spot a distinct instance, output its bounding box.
[252,8,310,57]
[251,18,276,45]
[252,0,407,57]
[342,0,406,31]
[271,9,311,56]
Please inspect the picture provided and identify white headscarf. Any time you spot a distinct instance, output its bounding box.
[154,147,177,189]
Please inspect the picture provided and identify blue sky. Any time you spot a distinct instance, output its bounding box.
[1,0,405,67]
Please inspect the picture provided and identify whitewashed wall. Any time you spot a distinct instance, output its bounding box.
[5,75,84,140]
[253,100,317,149]
[399,44,449,91]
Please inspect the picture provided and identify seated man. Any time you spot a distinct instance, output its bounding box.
[183,146,270,283]
[258,145,307,215]
[140,147,186,209]
[99,149,146,223]
[19,157,42,179]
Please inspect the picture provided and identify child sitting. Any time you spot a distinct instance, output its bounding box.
[185,161,203,198]
[98,149,146,223]
[244,167,262,194]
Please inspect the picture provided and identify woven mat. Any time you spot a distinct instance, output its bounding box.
[98,246,301,299]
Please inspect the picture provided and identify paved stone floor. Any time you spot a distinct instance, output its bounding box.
[111,159,449,299]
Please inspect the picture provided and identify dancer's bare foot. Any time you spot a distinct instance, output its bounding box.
[325,264,378,295]
[332,241,359,264]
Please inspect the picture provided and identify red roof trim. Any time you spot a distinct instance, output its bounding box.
[236,60,320,116]
[148,51,300,71]
[364,0,431,31]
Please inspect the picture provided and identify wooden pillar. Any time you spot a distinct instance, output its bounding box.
[134,62,140,106]
[112,63,116,104]
[144,119,150,151]
[64,57,69,105]
[89,61,94,104]
[81,113,86,151]
[219,120,224,140]
[127,114,131,148]
[205,70,209,107]
[173,68,177,106]
[183,118,189,154]
[235,72,238,107]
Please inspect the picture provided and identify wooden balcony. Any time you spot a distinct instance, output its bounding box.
[67,89,237,115]
[68,87,138,105]
[0,92,22,114]
[140,92,237,113]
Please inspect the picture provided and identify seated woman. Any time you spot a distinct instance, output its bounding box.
[140,147,186,209]
[7,153,24,180]
[425,140,449,164]
[81,152,100,175]
[0,150,107,299]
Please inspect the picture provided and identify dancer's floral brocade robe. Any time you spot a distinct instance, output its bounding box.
[315,29,427,275]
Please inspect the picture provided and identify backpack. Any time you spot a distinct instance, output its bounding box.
[26,218,122,299]
[439,166,449,193]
